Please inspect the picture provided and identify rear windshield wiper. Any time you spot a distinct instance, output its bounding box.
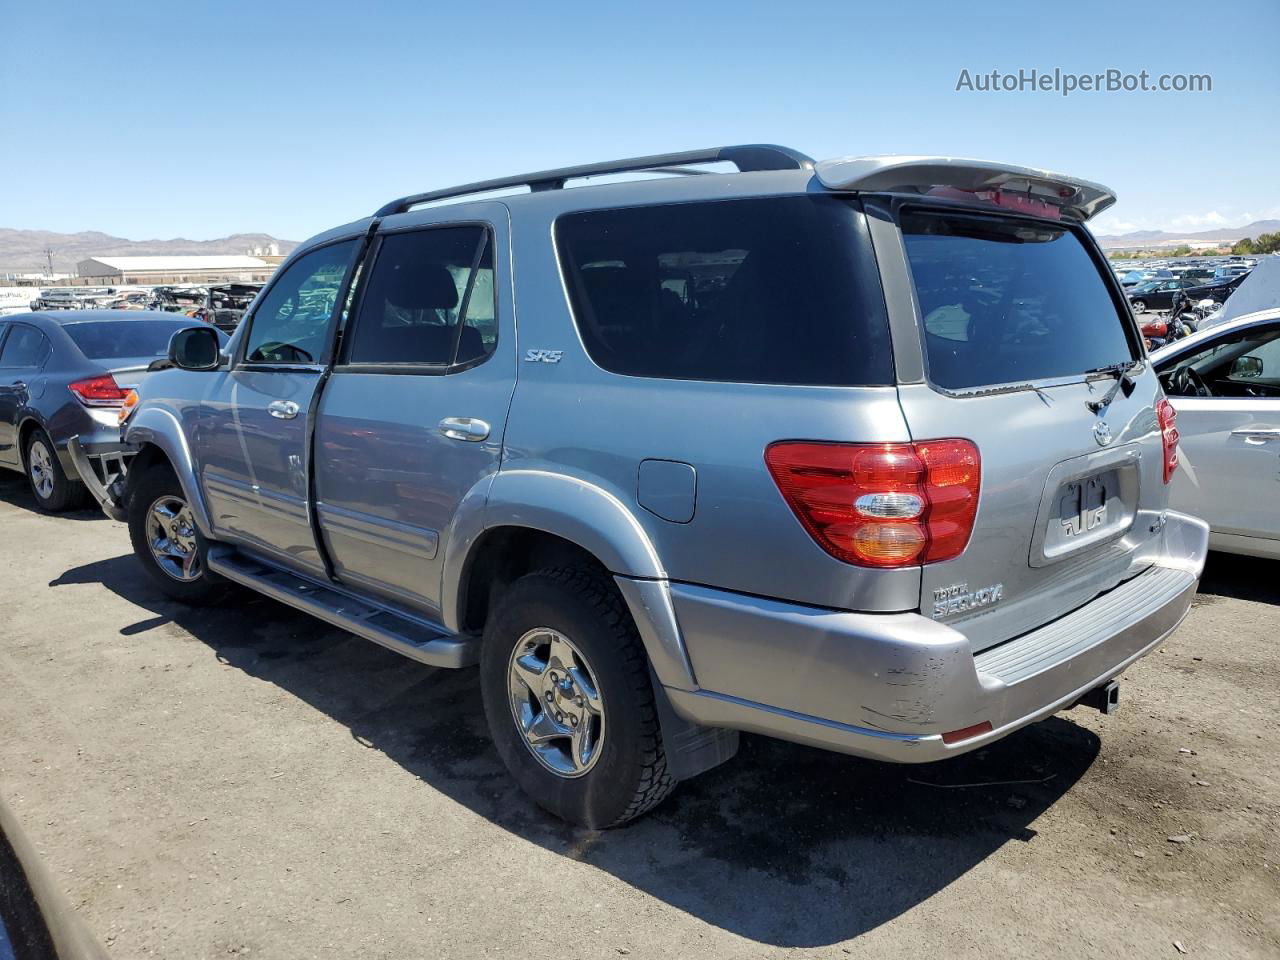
[1085,360,1142,413]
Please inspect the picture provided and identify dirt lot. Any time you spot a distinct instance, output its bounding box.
[0,474,1277,960]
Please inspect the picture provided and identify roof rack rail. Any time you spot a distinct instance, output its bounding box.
[373,144,814,217]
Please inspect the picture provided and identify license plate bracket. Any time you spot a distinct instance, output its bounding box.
[1030,446,1141,566]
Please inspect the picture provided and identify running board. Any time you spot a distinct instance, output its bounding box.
[206,547,478,668]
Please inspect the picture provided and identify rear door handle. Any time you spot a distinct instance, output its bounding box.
[439,417,490,442]
[267,400,300,420]
[1231,427,1280,444]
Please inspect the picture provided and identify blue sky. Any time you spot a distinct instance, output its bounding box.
[2,0,1277,241]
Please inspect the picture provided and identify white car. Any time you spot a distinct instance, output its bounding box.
[1153,308,1280,558]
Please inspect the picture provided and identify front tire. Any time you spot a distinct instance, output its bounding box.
[127,466,226,604]
[480,567,676,828]
[25,429,85,512]
[1131,299,1147,314]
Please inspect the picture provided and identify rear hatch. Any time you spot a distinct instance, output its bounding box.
[891,205,1168,651]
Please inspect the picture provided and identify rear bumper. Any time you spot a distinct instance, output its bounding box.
[663,510,1209,763]
[66,436,131,522]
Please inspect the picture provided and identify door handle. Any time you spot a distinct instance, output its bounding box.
[1231,427,1280,444]
[267,400,300,420]
[439,417,490,442]
[11,381,26,391]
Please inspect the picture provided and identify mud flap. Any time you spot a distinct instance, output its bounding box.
[649,666,739,781]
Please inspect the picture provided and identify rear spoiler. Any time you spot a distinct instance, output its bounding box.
[814,155,1116,222]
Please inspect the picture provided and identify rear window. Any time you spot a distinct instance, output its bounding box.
[555,196,892,386]
[65,321,224,360]
[902,210,1134,391]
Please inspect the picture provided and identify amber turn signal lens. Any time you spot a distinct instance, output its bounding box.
[117,389,139,425]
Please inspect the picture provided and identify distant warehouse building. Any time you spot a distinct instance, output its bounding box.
[75,255,276,285]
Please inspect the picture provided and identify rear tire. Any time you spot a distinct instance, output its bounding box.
[25,429,85,513]
[127,466,227,605]
[480,567,676,828]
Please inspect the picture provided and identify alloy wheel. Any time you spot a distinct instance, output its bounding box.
[145,495,202,582]
[28,439,55,501]
[506,628,606,778]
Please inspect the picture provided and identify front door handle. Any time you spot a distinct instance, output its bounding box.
[267,400,300,420]
[439,417,490,442]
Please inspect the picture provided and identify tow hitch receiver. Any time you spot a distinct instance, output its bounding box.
[1078,679,1121,715]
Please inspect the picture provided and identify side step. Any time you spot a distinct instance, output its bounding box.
[206,547,478,668]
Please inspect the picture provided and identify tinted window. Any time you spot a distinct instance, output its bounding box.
[902,210,1134,390]
[65,320,225,360]
[345,226,494,366]
[555,196,892,385]
[0,324,49,367]
[244,240,356,364]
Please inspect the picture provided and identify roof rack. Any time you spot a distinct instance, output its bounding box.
[373,144,814,217]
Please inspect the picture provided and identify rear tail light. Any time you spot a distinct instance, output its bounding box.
[68,374,128,408]
[1157,398,1179,483]
[764,439,981,568]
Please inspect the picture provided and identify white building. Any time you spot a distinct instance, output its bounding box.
[75,255,276,285]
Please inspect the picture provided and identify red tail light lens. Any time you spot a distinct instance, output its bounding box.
[1157,398,1179,483]
[764,439,981,568]
[68,374,128,407]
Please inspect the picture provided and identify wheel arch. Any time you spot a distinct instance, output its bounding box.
[122,406,214,537]
[443,468,695,691]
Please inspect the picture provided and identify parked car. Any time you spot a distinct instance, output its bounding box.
[0,796,108,960]
[1183,270,1253,307]
[195,282,261,333]
[71,146,1208,827]
[0,310,226,511]
[1128,278,1202,312]
[1120,268,1176,288]
[1153,307,1280,558]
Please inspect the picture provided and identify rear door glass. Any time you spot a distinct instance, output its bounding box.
[901,210,1134,390]
[0,324,49,368]
[344,225,494,367]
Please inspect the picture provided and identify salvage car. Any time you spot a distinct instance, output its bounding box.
[0,310,226,510]
[196,283,261,333]
[1153,306,1280,558]
[1127,278,1202,313]
[71,146,1208,827]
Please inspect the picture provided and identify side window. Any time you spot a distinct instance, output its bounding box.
[1159,325,1280,395]
[344,225,494,367]
[243,240,357,364]
[0,324,49,368]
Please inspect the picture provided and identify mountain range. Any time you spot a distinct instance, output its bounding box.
[1091,219,1280,250]
[0,229,299,274]
[5,218,1277,272]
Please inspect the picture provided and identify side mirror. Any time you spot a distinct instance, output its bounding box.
[168,326,223,371]
[1231,355,1263,379]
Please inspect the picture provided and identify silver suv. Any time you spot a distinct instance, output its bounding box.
[72,145,1209,827]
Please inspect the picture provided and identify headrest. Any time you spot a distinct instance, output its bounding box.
[381,262,459,311]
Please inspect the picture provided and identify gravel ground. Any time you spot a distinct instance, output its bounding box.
[0,474,1276,959]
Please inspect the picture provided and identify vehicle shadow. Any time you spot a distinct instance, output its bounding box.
[50,554,1101,948]
[0,474,106,522]
[1197,550,1280,605]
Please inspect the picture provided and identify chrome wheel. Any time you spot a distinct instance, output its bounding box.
[1131,300,1146,314]
[144,495,202,582]
[507,628,605,778]
[27,439,55,501]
